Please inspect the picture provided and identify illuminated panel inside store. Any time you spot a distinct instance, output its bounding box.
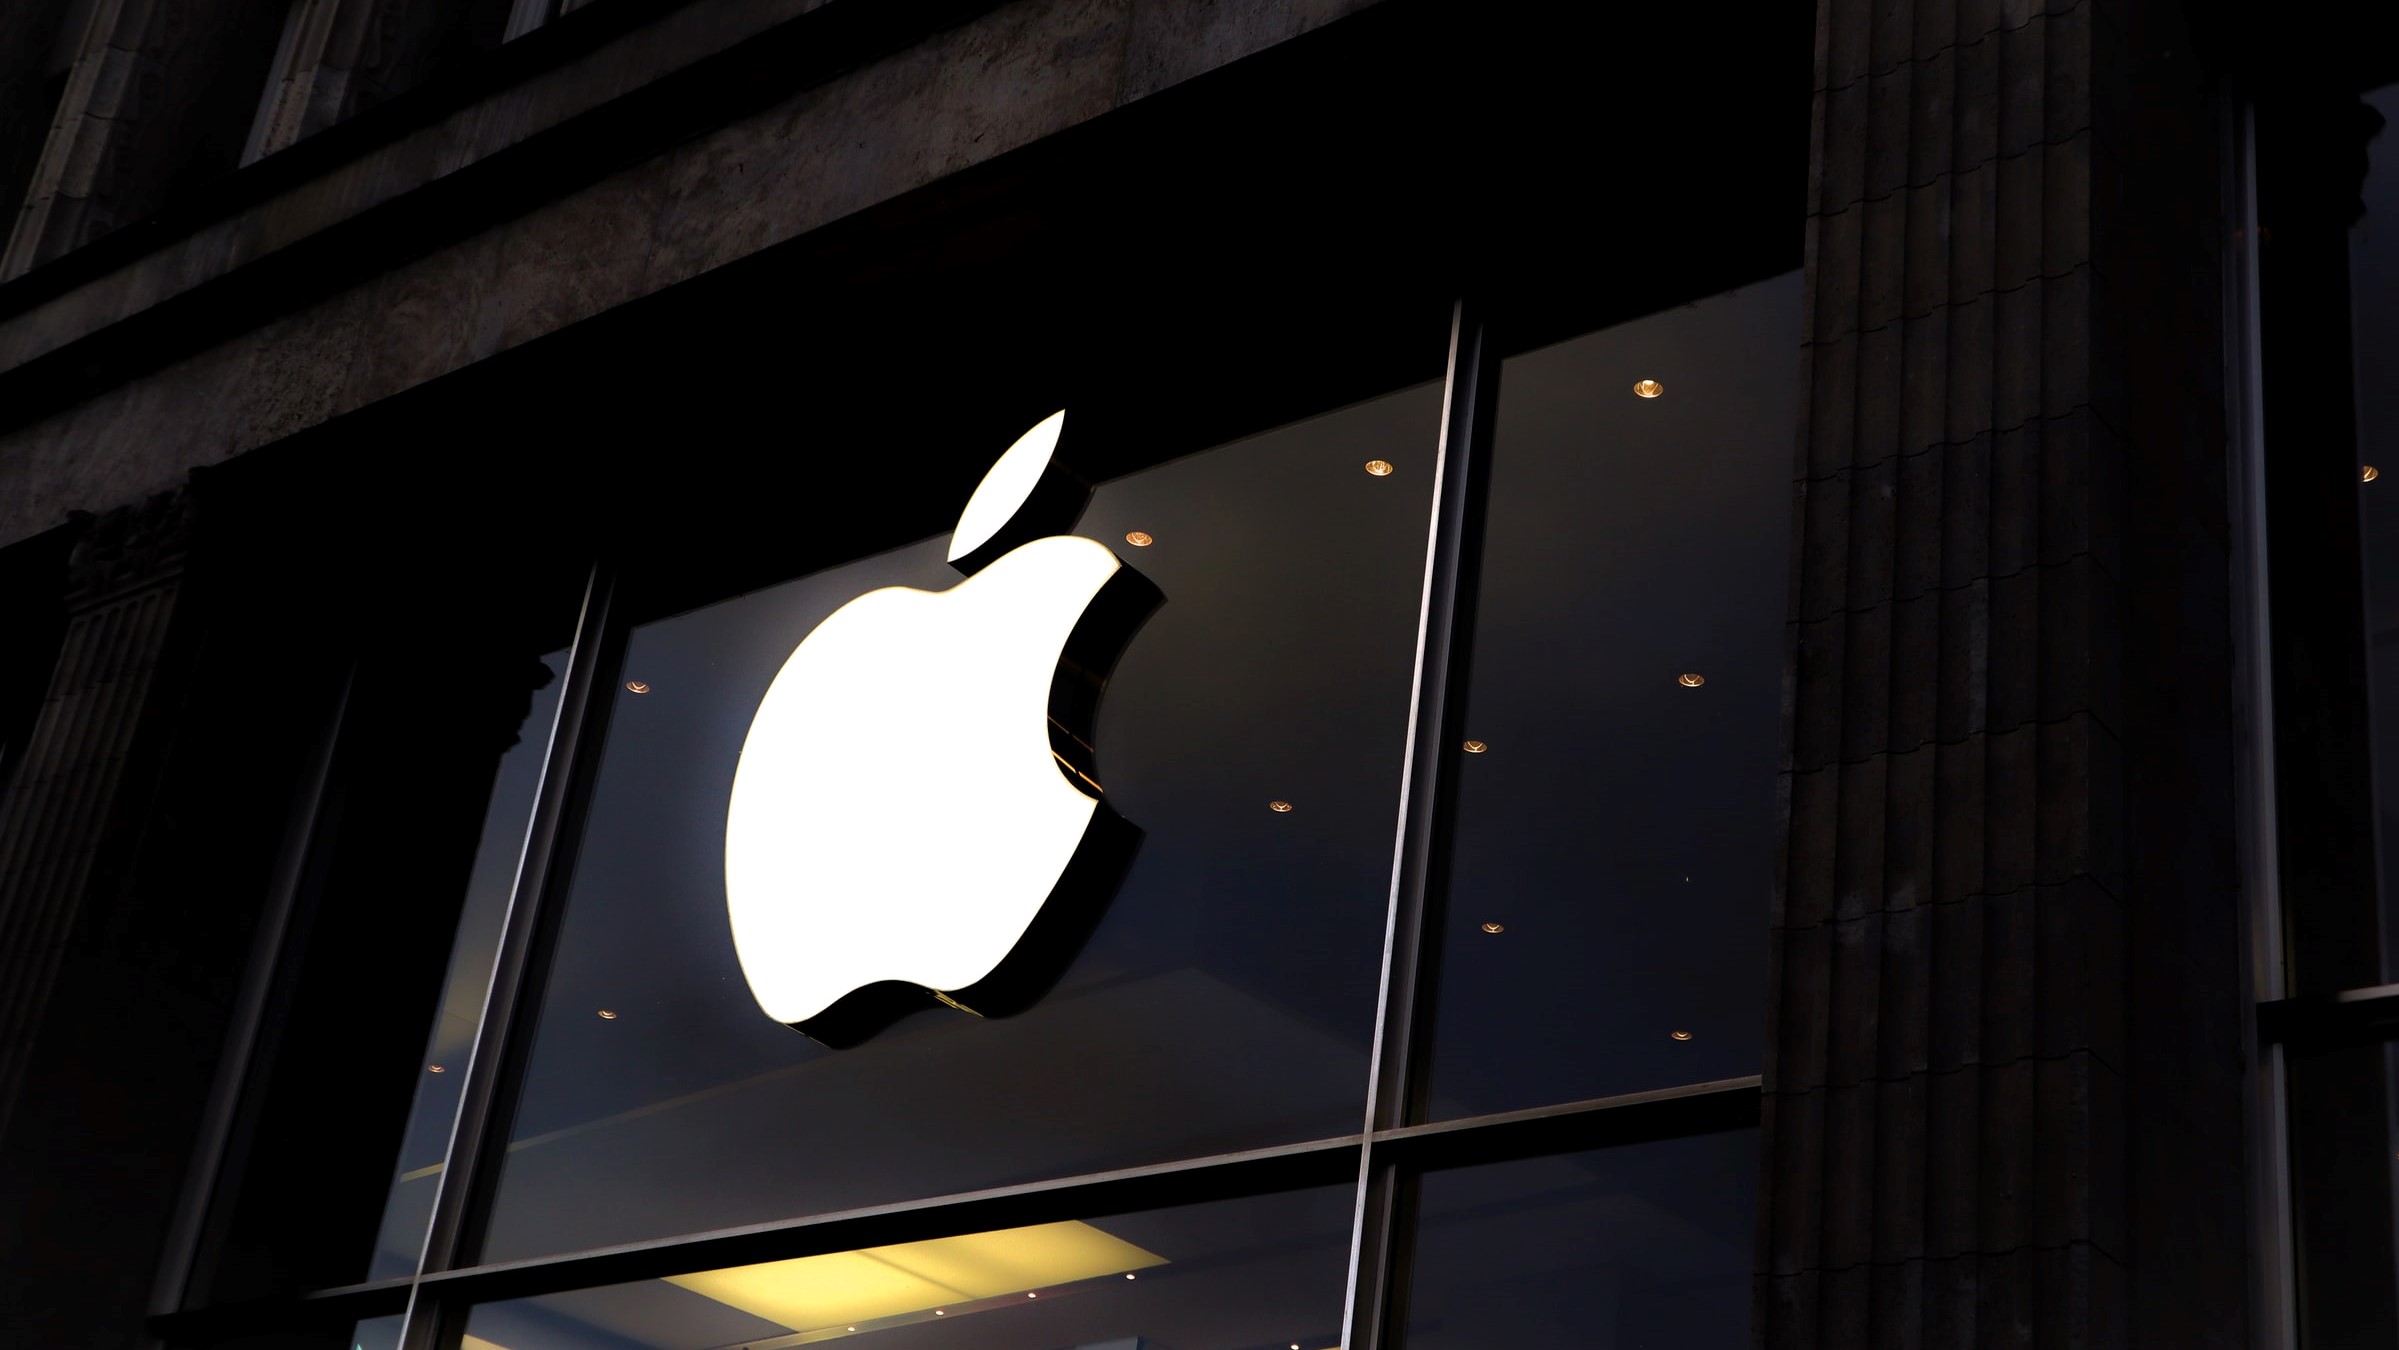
[665,1220,1167,1332]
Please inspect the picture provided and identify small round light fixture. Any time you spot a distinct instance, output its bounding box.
[934,1310,945,1317]
[1124,1272,1138,1280]
[1670,1029,1695,1042]
[624,680,651,694]
[1678,672,1706,688]
[1481,921,1506,934]
[1634,379,1665,399]
[2367,465,2381,483]
[1124,530,1154,547]
[1027,1292,1038,1299]
[1269,800,1294,813]
[427,1064,446,1074]
[1364,459,1395,477]
[596,1009,619,1020]
[1463,739,1488,754]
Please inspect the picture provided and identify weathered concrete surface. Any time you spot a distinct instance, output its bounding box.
[0,0,1382,550]
[0,0,834,357]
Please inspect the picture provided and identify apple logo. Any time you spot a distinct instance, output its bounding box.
[724,411,1157,1046]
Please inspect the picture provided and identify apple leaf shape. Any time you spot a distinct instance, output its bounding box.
[948,411,1064,565]
[725,412,1157,1044]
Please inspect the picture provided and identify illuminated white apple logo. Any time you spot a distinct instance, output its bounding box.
[724,411,1152,1043]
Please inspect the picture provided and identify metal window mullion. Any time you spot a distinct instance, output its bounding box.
[399,560,623,1350]
[146,666,357,1318]
[1340,297,1499,1350]
[2225,92,2296,1350]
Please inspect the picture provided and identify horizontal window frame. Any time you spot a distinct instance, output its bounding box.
[2259,984,2399,1047]
[149,1077,1760,1343]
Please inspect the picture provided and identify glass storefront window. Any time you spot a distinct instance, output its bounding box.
[1418,275,1802,1118]
[479,387,1444,1261]
[1396,1130,1758,1347]
[463,1185,1355,1350]
[2257,77,2399,1350]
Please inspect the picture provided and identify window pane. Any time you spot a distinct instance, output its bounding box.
[462,1184,1354,1350]
[191,589,583,1302]
[481,387,1441,1261]
[366,650,570,1281]
[2350,83,2399,984]
[2286,1040,2399,1346]
[1419,275,1801,1119]
[1397,1129,1757,1347]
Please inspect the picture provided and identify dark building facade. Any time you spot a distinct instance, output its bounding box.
[0,1,2394,1347]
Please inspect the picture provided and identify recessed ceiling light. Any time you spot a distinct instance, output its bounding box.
[625,680,651,694]
[1670,1029,1694,1041]
[596,1009,619,1020]
[1269,800,1293,813]
[1124,1273,1138,1280]
[1462,739,1487,753]
[1678,672,1705,687]
[427,1064,446,1073]
[1364,459,1394,477]
[934,1311,945,1317]
[2367,466,2381,483]
[1480,922,1505,934]
[1634,379,1664,398]
[1124,530,1154,547]
[1027,1292,1039,1299]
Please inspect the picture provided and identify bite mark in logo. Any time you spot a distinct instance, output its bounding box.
[723,412,1156,1046]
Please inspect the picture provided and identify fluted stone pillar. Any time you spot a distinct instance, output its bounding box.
[0,491,192,1138]
[1762,0,2243,1344]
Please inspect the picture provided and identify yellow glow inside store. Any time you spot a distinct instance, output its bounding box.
[665,1220,1167,1330]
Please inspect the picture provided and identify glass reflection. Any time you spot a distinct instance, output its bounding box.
[2285,1040,2399,1343]
[483,388,1441,1260]
[1397,1130,1756,1347]
[370,653,568,1279]
[2350,84,2399,982]
[1422,274,1802,1118]
[464,1185,1352,1349]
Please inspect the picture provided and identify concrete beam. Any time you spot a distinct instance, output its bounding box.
[0,0,1381,550]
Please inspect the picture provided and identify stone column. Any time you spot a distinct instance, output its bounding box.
[0,490,192,1138]
[1761,0,2245,1344]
